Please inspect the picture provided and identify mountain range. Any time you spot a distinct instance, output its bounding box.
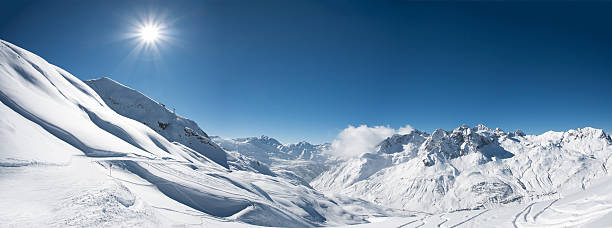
[2,39,612,227]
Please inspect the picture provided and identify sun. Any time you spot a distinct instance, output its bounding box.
[139,25,160,42]
[125,12,172,58]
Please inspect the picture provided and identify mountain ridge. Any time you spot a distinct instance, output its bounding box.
[313,124,612,213]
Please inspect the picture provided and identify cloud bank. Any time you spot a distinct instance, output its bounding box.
[329,124,414,158]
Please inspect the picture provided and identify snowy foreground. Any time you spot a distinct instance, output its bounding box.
[1,39,612,227]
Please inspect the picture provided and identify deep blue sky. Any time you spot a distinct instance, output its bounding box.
[1,1,611,144]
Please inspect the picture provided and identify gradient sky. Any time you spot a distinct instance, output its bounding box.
[1,1,611,144]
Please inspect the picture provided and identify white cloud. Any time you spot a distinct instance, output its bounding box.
[397,125,415,135]
[329,124,414,158]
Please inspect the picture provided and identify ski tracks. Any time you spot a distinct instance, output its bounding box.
[449,209,489,228]
[513,202,535,228]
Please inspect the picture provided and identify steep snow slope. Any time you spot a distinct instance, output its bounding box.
[85,77,274,175]
[213,136,336,181]
[85,77,228,168]
[313,125,612,213]
[0,40,398,227]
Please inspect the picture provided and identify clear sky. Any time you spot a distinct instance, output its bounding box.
[1,1,611,144]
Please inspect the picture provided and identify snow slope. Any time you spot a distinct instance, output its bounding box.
[85,77,275,176]
[213,136,336,181]
[85,77,228,168]
[313,125,612,213]
[346,174,612,227]
[0,40,396,227]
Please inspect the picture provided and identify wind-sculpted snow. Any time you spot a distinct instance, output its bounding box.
[0,40,398,227]
[85,77,229,168]
[313,124,612,213]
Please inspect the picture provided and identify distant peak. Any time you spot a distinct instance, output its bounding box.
[236,135,282,145]
[450,124,498,134]
[475,124,490,131]
[296,141,312,146]
[255,135,275,141]
[566,127,609,140]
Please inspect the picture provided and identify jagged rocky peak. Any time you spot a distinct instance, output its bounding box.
[282,140,331,161]
[283,141,315,152]
[565,127,610,141]
[294,141,314,147]
[376,130,429,154]
[421,124,508,166]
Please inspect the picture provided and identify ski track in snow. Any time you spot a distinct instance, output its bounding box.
[532,199,558,222]
[513,203,535,228]
[437,214,449,228]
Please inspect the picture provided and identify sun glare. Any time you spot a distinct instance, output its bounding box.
[125,13,173,59]
[139,25,160,42]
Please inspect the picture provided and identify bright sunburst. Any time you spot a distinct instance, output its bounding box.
[139,25,160,43]
[124,12,174,61]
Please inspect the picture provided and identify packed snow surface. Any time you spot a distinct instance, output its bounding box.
[3,39,612,227]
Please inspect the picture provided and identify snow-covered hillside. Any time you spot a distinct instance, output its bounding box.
[313,124,612,214]
[84,77,228,168]
[213,136,336,181]
[0,40,398,227]
[85,77,333,182]
[85,77,274,176]
[347,173,612,227]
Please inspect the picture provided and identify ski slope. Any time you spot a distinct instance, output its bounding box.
[345,174,612,227]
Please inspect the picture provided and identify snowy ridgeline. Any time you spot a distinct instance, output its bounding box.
[312,124,612,214]
[211,136,337,182]
[3,38,612,227]
[85,77,336,182]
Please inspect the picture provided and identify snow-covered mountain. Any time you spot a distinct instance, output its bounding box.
[5,38,612,227]
[313,124,612,214]
[85,77,228,167]
[85,77,274,176]
[0,40,398,227]
[213,135,331,163]
[213,136,335,182]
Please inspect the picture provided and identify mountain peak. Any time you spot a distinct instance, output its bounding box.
[565,127,610,142]
[236,135,283,146]
[376,131,428,154]
[85,77,228,168]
